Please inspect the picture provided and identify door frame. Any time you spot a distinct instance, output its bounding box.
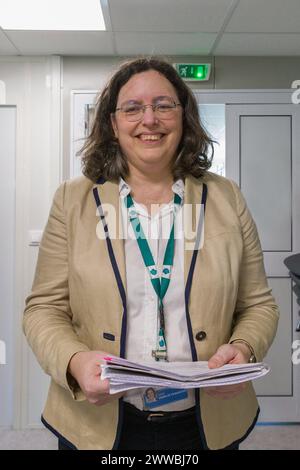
[195,89,293,104]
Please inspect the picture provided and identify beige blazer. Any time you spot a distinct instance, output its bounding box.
[23,172,279,450]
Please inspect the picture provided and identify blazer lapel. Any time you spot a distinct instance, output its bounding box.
[93,179,127,297]
[184,176,204,287]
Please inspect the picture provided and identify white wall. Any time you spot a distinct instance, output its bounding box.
[0,56,61,428]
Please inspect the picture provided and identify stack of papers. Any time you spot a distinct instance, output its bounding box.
[101,356,270,394]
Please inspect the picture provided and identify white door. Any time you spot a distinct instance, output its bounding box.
[0,106,16,427]
[226,103,300,422]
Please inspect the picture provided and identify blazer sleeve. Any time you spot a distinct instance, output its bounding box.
[23,181,90,400]
[228,179,280,362]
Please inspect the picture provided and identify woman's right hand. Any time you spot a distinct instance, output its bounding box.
[68,351,123,406]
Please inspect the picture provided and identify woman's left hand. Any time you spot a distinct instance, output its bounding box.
[205,343,251,399]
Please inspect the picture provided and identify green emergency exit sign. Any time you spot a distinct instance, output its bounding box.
[174,63,211,81]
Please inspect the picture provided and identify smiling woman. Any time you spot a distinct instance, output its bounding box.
[80,57,214,183]
[23,57,279,451]
[110,70,183,191]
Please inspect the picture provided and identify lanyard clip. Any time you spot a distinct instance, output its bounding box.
[152,349,168,362]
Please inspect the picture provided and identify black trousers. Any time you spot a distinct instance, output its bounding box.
[118,402,204,450]
[58,402,239,451]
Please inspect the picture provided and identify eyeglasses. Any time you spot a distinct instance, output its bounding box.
[114,98,182,122]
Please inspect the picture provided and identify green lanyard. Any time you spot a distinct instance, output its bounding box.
[124,192,182,361]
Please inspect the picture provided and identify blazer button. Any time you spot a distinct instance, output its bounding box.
[196,331,207,341]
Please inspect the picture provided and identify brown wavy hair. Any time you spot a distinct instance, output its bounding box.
[80,57,214,182]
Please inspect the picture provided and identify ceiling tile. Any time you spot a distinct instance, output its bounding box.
[0,29,19,55]
[5,31,115,55]
[109,0,233,32]
[115,32,217,55]
[215,33,300,55]
[226,0,300,33]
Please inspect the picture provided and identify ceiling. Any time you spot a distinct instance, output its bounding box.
[1,0,300,56]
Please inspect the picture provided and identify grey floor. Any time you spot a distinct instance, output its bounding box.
[0,425,300,450]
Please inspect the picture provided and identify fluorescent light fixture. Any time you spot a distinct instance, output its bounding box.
[0,0,106,30]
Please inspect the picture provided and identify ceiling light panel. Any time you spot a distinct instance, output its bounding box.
[0,0,106,30]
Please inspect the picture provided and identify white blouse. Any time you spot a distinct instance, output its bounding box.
[119,178,195,411]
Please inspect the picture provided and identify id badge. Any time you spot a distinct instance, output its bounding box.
[143,388,188,410]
